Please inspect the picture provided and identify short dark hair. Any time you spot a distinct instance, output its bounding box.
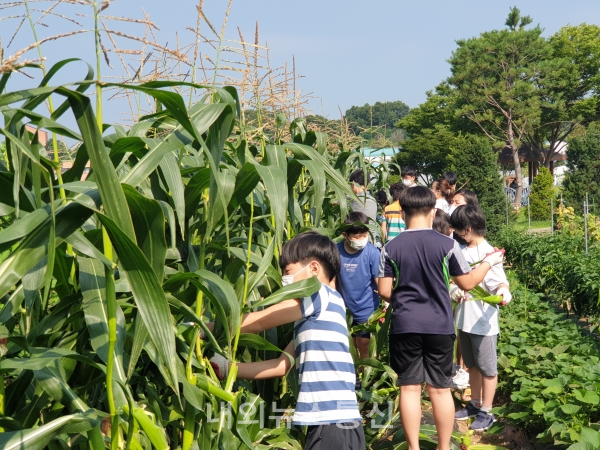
[450,205,486,237]
[279,231,341,281]
[401,166,417,178]
[443,171,457,186]
[454,189,480,207]
[389,182,405,201]
[375,190,388,206]
[349,170,366,187]
[344,211,369,235]
[399,185,435,219]
[433,209,452,236]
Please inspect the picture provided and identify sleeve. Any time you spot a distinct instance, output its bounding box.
[370,247,381,278]
[447,241,471,276]
[301,286,324,320]
[483,264,509,294]
[380,247,395,278]
[381,208,388,223]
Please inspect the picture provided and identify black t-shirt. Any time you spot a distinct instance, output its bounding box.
[381,229,471,335]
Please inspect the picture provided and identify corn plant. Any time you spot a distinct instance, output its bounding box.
[0,59,370,449]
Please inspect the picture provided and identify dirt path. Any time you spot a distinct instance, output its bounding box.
[455,419,535,449]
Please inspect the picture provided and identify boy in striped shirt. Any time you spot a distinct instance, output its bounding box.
[382,182,406,242]
[209,232,365,449]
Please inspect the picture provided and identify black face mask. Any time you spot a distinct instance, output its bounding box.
[453,231,468,246]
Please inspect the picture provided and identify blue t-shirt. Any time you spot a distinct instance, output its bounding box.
[293,283,361,425]
[337,242,381,323]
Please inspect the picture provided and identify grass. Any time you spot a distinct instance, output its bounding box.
[511,208,552,231]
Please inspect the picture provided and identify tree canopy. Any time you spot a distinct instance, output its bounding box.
[396,9,600,207]
[447,134,507,236]
[345,100,410,136]
[562,125,600,215]
[447,13,557,204]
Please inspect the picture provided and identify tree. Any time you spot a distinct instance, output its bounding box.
[345,100,410,137]
[395,125,454,184]
[395,83,456,136]
[447,7,560,209]
[448,134,506,236]
[562,125,600,215]
[394,83,476,183]
[528,166,554,220]
[45,139,73,161]
[529,24,600,166]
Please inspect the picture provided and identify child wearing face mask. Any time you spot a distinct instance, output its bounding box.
[205,232,365,449]
[401,166,418,187]
[337,212,382,366]
[450,205,512,432]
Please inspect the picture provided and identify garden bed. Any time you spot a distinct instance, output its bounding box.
[492,272,600,449]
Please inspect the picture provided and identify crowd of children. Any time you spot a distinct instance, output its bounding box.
[207,166,510,450]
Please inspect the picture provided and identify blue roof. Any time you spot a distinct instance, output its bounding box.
[361,148,399,157]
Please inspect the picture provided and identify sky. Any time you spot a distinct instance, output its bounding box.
[3,0,600,119]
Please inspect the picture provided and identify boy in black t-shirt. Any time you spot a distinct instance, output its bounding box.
[378,187,504,450]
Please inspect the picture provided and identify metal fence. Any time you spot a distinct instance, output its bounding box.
[504,186,531,206]
[505,191,598,257]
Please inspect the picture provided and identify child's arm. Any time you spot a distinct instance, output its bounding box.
[452,252,504,291]
[237,341,295,380]
[377,277,393,302]
[238,299,303,333]
[205,299,303,334]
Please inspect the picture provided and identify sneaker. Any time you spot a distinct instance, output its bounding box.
[455,402,480,420]
[469,410,496,431]
[451,368,470,390]
[452,363,462,376]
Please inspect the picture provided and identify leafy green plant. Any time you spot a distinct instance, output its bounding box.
[495,273,600,448]
[447,134,506,236]
[495,227,600,316]
[0,59,370,448]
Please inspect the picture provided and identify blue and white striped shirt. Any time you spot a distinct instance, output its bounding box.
[292,284,362,425]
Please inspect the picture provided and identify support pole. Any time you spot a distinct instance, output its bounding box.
[505,190,509,226]
[584,193,589,257]
[551,198,554,235]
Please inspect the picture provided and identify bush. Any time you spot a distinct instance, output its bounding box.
[528,166,554,220]
[448,134,506,236]
[496,227,600,316]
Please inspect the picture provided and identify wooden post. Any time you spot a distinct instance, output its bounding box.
[528,161,534,184]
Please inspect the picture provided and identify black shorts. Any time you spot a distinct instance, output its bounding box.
[389,333,455,388]
[351,320,370,339]
[305,422,366,450]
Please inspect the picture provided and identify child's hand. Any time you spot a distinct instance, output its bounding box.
[210,354,231,380]
[379,306,387,323]
[497,287,512,306]
[450,285,466,303]
[483,250,504,267]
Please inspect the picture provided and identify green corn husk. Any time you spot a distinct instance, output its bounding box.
[468,286,504,305]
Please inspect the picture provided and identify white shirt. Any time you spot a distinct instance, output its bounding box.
[435,199,450,214]
[454,240,509,336]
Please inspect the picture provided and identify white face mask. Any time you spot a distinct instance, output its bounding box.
[281,263,311,286]
[348,236,369,251]
[448,205,457,216]
[402,179,413,187]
